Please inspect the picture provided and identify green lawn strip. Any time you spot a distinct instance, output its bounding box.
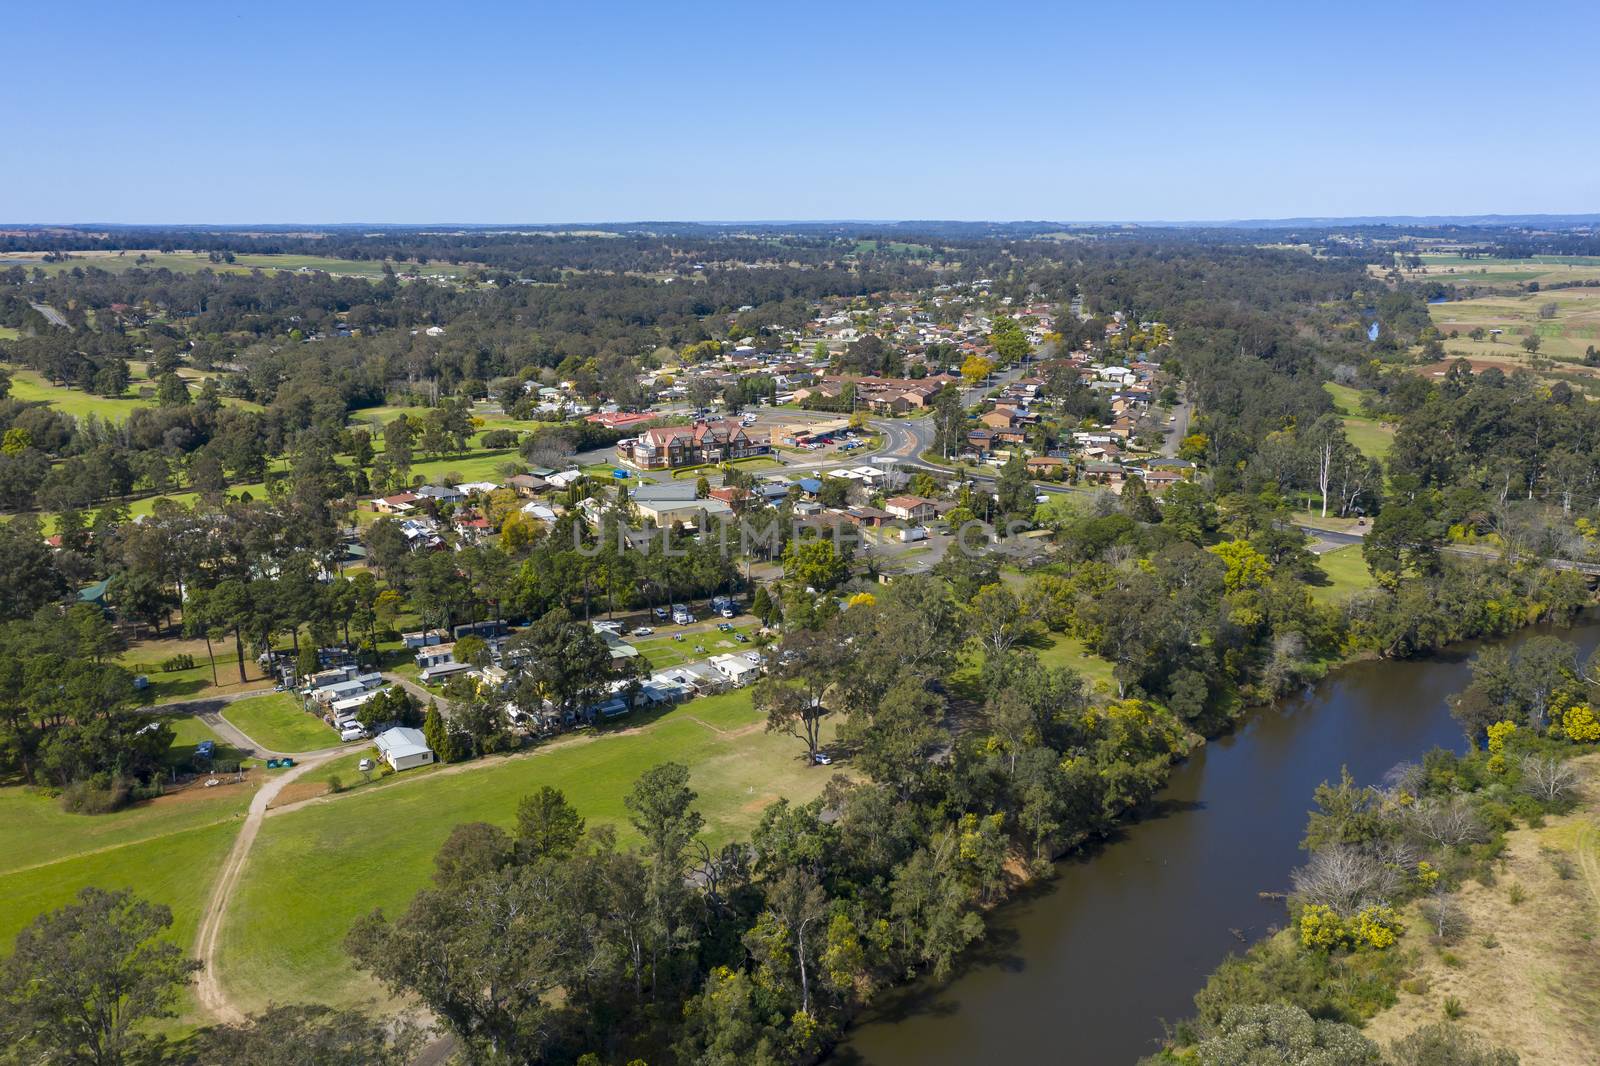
[223,693,341,753]
[217,690,830,1012]
[1308,544,1376,604]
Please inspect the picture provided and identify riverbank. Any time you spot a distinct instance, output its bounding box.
[1362,752,1600,1064]
[836,613,1600,1065]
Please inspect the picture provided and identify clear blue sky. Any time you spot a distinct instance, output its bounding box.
[5,1,1596,224]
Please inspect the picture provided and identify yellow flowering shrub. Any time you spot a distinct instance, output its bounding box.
[1354,905,1403,949]
[1299,905,1347,950]
[1415,861,1439,890]
[1486,720,1518,773]
[1562,704,1600,744]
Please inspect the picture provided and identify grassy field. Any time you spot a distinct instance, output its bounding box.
[1035,634,1118,691]
[3,367,157,421]
[1308,544,1375,603]
[1385,254,1600,293]
[222,693,340,753]
[216,688,837,1011]
[1425,286,1600,366]
[1323,381,1394,460]
[119,637,274,705]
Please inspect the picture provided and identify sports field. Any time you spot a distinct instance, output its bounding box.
[215,689,836,1012]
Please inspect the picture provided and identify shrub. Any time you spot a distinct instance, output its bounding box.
[160,653,196,672]
[59,775,132,814]
[327,774,344,794]
[1506,883,1526,906]
[1442,996,1464,1019]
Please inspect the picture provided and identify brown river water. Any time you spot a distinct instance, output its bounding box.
[834,618,1600,1064]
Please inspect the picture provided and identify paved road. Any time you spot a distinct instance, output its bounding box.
[29,302,68,328]
[1160,398,1192,458]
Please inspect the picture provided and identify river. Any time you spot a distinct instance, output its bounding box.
[836,617,1600,1065]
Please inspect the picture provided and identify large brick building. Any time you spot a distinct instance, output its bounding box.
[618,420,771,470]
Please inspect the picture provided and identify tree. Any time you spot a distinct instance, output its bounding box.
[506,607,616,727]
[515,785,586,861]
[756,627,848,763]
[960,353,994,385]
[421,699,455,763]
[0,887,200,1066]
[1521,334,1541,354]
[995,450,1031,517]
[782,539,847,592]
[382,415,415,484]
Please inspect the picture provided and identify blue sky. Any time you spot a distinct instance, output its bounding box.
[4,1,1596,224]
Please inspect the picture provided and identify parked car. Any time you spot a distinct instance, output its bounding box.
[652,606,670,621]
[632,626,654,636]
[717,621,734,632]
[357,758,375,772]
[340,725,368,742]
[734,632,749,643]
[194,739,215,761]
[813,752,833,766]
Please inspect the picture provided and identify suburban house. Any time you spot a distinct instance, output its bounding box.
[883,495,938,523]
[507,473,547,497]
[415,485,466,504]
[1025,456,1066,477]
[374,727,436,771]
[371,492,418,515]
[619,420,770,470]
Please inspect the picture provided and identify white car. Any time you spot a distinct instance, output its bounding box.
[813,752,833,766]
[340,725,368,742]
[744,652,761,663]
[632,626,655,636]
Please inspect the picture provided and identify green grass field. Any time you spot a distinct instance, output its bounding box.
[1323,381,1394,460]
[628,624,761,669]
[216,689,836,1011]
[222,693,340,753]
[1035,634,1118,691]
[4,367,156,421]
[1308,544,1376,604]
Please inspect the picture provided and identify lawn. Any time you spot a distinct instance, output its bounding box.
[222,693,340,753]
[3,366,156,421]
[1034,634,1118,692]
[118,637,275,705]
[628,624,762,669]
[216,689,837,1011]
[1308,544,1375,604]
[1323,381,1394,460]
